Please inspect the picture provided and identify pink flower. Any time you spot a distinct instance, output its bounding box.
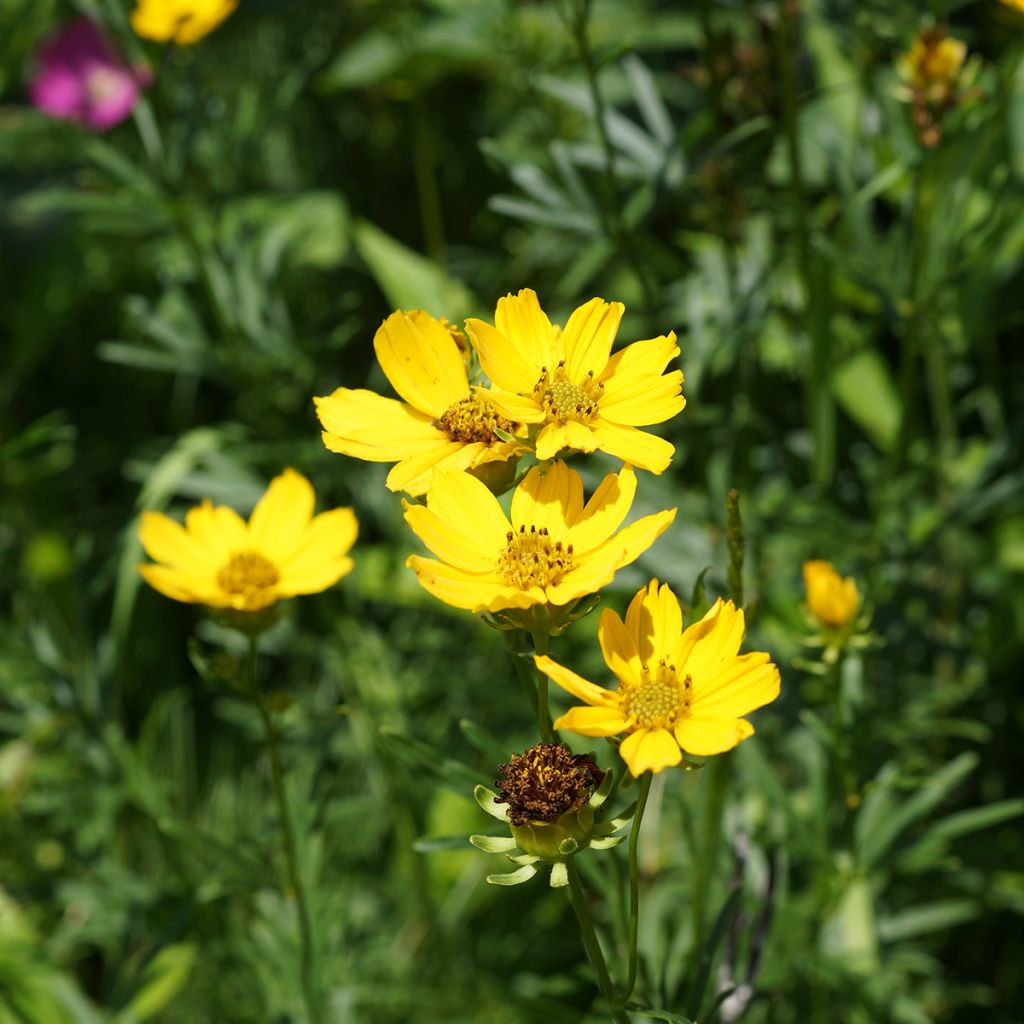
[29,19,150,131]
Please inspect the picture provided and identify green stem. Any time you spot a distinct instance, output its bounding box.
[614,771,652,1006]
[566,860,630,1023]
[246,637,323,1024]
[504,631,541,734]
[531,629,553,743]
[775,0,834,488]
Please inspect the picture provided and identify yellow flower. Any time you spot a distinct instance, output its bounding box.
[315,310,523,496]
[1001,0,1024,13]
[803,560,860,628]
[403,460,675,614]
[131,0,238,45]
[898,28,967,95]
[465,290,684,474]
[138,469,357,611]
[536,581,780,776]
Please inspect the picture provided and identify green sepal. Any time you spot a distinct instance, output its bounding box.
[507,853,541,866]
[469,834,517,853]
[474,785,511,822]
[590,835,627,850]
[487,864,538,886]
[589,768,614,809]
[557,837,579,856]
[549,862,569,888]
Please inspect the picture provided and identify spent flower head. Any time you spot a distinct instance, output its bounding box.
[403,460,675,620]
[138,468,357,617]
[537,580,780,777]
[315,309,524,495]
[897,27,976,147]
[471,743,629,887]
[466,289,684,473]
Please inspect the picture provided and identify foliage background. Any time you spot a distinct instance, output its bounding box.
[1,0,1023,1021]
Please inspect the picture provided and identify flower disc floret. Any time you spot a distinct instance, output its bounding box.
[536,580,780,776]
[402,461,676,614]
[434,394,515,444]
[138,469,358,612]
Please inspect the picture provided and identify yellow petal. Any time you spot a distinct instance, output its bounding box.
[623,579,683,666]
[690,654,780,719]
[680,601,746,681]
[599,375,685,426]
[553,705,631,737]
[138,511,212,572]
[619,727,682,776]
[534,420,599,461]
[534,655,616,707]
[386,439,479,496]
[424,469,511,553]
[479,388,546,424]
[247,469,314,563]
[494,289,560,376]
[600,333,679,386]
[278,507,359,585]
[674,716,754,756]
[138,564,220,605]
[406,555,537,612]
[590,420,675,474]
[566,465,636,554]
[544,557,619,608]
[597,608,643,687]
[278,556,354,597]
[583,508,677,574]
[373,310,468,417]
[315,389,443,456]
[403,503,498,572]
[465,317,538,393]
[184,500,248,554]
[561,297,623,380]
[511,461,582,535]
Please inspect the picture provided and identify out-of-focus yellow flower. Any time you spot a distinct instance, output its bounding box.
[536,581,780,777]
[803,560,860,628]
[315,310,524,496]
[138,469,357,611]
[898,28,966,97]
[403,460,675,614]
[131,0,238,45]
[466,289,685,474]
[999,0,1024,14]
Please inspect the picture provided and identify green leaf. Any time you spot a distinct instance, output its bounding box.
[633,1011,695,1023]
[117,943,196,1021]
[832,349,901,451]
[878,900,982,943]
[353,219,477,319]
[413,834,475,852]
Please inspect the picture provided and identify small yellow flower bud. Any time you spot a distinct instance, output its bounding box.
[803,560,860,629]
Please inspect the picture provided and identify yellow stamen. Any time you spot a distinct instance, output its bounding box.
[217,551,279,606]
[497,525,575,589]
[434,394,515,444]
[534,361,604,424]
[621,661,692,729]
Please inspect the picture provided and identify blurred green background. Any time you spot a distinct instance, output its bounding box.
[2,0,1023,1021]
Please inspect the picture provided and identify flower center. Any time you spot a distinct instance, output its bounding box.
[622,661,692,729]
[433,394,515,445]
[85,66,123,104]
[216,551,279,607]
[495,743,603,825]
[497,525,574,589]
[534,361,604,424]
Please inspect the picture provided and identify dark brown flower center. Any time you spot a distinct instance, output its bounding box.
[495,743,604,826]
[433,394,515,444]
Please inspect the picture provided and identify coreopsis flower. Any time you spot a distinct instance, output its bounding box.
[471,743,629,887]
[403,460,675,616]
[131,0,238,45]
[897,28,971,147]
[466,289,684,473]
[536,581,780,777]
[1001,0,1024,13]
[803,560,860,629]
[29,19,149,131]
[315,310,523,496]
[138,469,357,612]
